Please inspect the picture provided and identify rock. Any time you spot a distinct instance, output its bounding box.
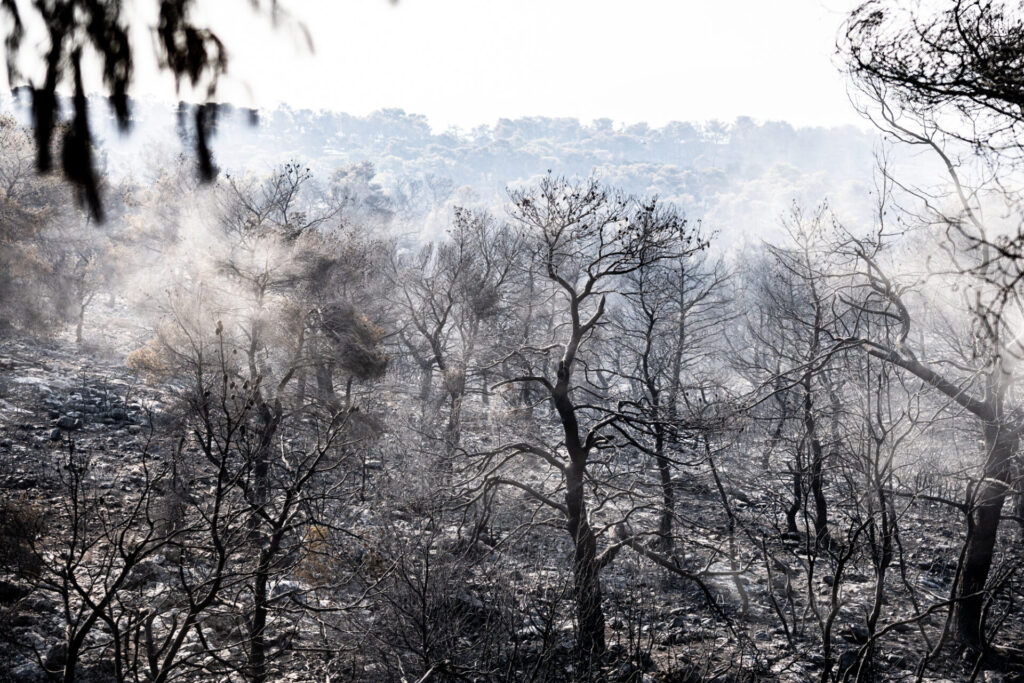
[44,643,67,671]
[660,630,688,645]
[840,625,871,644]
[8,662,48,682]
[838,649,859,676]
[449,592,492,627]
[8,611,39,628]
[3,473,39,489]
[124,559,168,589]
[726,486,753,505]
[54,416,81,431]
[610,652,656,679]
[21,594,57,614]
[885,653,907,667]
[270,579,302,601]
[0,579,30,603]
[669,614,689,629]
[49,428,62,441]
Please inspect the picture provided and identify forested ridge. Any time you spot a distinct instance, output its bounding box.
[0,92,881,246]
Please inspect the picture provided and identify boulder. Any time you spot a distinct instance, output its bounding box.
[54,416,81,431]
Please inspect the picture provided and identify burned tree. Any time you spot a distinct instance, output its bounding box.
[389,208,520,450]
[483,176,686,672]
[612,217,722,550]
[743,205,846,548]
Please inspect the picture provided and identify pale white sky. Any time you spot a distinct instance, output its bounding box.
[5,0,867,131]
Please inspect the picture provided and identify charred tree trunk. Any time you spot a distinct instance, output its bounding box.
[802,378,830,547]
[444,367,466,453]
[61,643,79,683]
[249,561,270,683]
[1010,459,1024,543]
[551,353,606,672]
[248,524,286,683]
[762,390,789,472]
[246,396,282,541]
[315,360,336,406]
[638,318,674,549]
[75,303,85,344]
[951,423,1018,651]
[418,361,433,408]
[859,454,895,680]
[295,365,307,406]
[654,423,674,550]
[786,455,803,538]
[74,291,92,345]
[565,458,605,674]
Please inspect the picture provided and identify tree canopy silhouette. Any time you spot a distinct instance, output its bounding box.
[844,0,1024,151]
[0,0,296,220]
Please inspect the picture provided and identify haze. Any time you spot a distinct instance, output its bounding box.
[3,0,866,131]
